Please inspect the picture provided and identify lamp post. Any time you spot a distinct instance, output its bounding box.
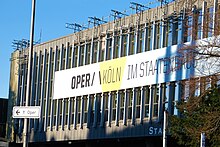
[23,0,36,147]
[163,110,168,147]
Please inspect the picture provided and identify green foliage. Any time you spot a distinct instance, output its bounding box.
[170,86,220,147]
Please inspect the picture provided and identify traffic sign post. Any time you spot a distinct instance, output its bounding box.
[13,106,41,119]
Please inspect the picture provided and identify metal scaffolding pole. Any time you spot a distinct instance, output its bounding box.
[23,0,36,147]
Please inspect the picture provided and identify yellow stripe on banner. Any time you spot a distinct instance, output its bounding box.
[99,57,127,92]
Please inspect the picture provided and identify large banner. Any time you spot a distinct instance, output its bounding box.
[53,45,196,99]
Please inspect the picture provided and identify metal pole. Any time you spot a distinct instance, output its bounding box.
[200,133,205,147]
[163,110,167,147]
[23,0,36,147]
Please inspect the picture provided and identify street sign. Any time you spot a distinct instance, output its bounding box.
[13,106,41,118]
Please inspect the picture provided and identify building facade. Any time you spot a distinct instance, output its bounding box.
[7,0,220,146]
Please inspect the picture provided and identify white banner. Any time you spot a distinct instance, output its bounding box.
[53,45,196,99]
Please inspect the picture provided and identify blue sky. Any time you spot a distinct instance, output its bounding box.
[0,0,160,98]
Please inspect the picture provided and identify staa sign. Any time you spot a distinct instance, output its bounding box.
[148,126,163,136]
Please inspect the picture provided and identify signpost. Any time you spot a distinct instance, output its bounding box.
[13,106,41,118]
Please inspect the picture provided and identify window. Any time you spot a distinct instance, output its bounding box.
[119,90,125,120]
[65,99,68,125]
[172,17,178,45]
[62,48,66,70]
[73,45,78,67]
[79,45,85,66]
[83,96,88,123]
[112,92,117,121]
[96,94,101,125]
[77,97,81,124]
[85,43,91,65]
[146,23,152,51]
[121,30,128,57]
[106,34,112,60]
[152,85,159,118]
[136,87,141,118]
[104,93,109,122]
[68,46,72,69]
[127,89,133,119]
[99,37,105,62]
[71,97,74,125]
[93,40,99,63]
[197,9,203,39]
[137,25,145,53]
[129,28,135,55]
[90,95,95,125]
[113,31,120,59]
[154,22,161,49]
[144,86,150,118]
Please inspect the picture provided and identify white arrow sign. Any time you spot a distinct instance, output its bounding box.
[13,106,41,118]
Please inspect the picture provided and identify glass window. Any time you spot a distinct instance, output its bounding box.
[104,93,109,122]
[119,90,125,120]
[152,85,159,118]
[96,94,101,125]
[137,25,145,53]
[68,46,72,69]
[144,86,150,118]
[136,87,141,118]
[147,23,152,51]
[112,92,117,121]
[127,89,133,119]
[99,37,105,62]
[79,45,85,66]
[83,96,88,124]
[93,40,98,63]
[77,97,81,124]
[121,30,128,57]
[62,48,66,70]
[106,34,112,60]
[74,45,78,67]
[129,28,135,55]
[90,95,95,125]
[113,31,120,59]
[85,43,91,65]
[155,22,161,49]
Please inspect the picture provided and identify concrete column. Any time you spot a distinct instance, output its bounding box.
[100,93,105,127]
[67,98,72,130]
[142,23,148,52]
[151,21,156,50]
[140,87,145,124]
[71,40,75,68]
[61,99,65,130]
[149,85,153,122]
[118,28,123,57]
[87,95,92,128]
[65,42,69,68]
[80,96,84,129]
[73,97,78,129]
[123,89,128,125]
[131,88,136,125]
[107,92,112,127]
[115,91,120,126]
[93,94,98,127]
[126,28,131,56]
